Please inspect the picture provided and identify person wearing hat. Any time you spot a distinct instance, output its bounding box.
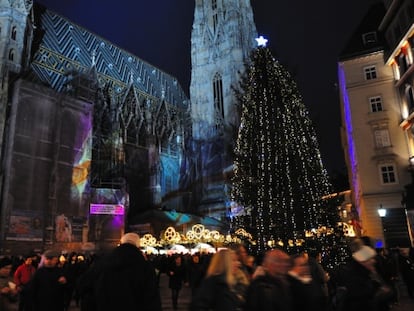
[30,250,67,311]
[0,256,18,310]
[336,243,393,311]
[93,232,162,311]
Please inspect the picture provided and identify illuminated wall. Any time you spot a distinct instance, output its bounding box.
[88,188,128,243]
[338,65,360,210]
[1,80,92,243]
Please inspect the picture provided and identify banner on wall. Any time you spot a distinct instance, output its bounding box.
[6,210,43,241]
[88,188,128,243]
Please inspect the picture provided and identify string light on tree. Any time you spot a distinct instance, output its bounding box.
[231,43,349,267]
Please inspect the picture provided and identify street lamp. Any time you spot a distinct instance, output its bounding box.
[378,208,387,217]
[378,205,387,218]
[377,204,387,248]
[409,156,414,167]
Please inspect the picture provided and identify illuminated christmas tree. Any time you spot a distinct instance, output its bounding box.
[231,41,347,261]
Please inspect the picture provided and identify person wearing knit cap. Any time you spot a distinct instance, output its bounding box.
[120,232,141,247]
[93,232,161,311]
[30,249,67,311]
[336,242,393,311]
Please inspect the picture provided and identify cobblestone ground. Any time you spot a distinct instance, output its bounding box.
[159,273,192,311]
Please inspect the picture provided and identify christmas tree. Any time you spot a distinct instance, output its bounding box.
[231,41,347,262]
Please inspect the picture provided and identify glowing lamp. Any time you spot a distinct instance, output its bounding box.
[377,206,387,218]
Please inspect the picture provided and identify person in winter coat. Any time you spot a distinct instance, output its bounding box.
[14,255,36,311]
[30,250,67,311]
[244,248,292,311]
[167,255,188,309]
[190,248,249,311]
[336,244,393,311]
[188,253,206,298]
[93,232,162,311]
[287,253,328,311]
[0,257,19,311]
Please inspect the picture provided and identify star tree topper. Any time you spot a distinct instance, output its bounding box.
[255,35,268,47]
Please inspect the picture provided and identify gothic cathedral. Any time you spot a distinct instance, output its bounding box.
[0,0,258,252]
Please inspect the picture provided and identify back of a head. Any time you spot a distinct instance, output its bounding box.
[206,249,233,277]
[263,249,291,276]
[264,249,289,263]
[232,244,248,259]
[120,232,140,248]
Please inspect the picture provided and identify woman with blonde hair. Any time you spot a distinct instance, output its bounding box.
[190,248,249,311]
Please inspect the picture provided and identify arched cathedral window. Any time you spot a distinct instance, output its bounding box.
[211,0,218,34]
[213,72,224,124]
[8,49,14,61]
[11,26,17,40]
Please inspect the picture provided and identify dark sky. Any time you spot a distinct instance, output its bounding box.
[35,0,380,175]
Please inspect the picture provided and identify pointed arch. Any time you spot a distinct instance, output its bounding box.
[11,26,17,40]
[211,0,218,34]
[8,49,15,61]
[213,72,224,124]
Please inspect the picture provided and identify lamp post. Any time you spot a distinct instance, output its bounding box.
[377,204,387,248]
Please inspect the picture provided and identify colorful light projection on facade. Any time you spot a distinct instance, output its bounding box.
[71,112,92,201]
[88,188,128,242]
[338,65,360,209]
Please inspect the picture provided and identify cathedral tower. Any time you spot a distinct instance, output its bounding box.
[189,0,257,218]
[190,0,257,138]
[0,0,34,153]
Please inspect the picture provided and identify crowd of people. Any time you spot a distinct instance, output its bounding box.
[0,234,413,311]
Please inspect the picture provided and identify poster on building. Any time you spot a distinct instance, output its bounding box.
[6,210,43,241]
[55,214,73,242]
[88,188,128,243]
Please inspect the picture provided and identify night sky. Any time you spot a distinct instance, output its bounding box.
[34,0,380,175]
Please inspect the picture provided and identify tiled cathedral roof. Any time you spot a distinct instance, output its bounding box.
[30,3,189,108]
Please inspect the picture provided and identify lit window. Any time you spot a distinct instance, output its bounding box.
[364,66,377,80]
[369,96,383,112]
[380,165,397,184]
[374,129,391,148]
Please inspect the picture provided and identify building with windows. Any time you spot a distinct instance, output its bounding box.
[338,1,414,247]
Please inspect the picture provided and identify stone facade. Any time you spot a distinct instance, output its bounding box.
[0,0,260,252]
[189,0,257,218]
